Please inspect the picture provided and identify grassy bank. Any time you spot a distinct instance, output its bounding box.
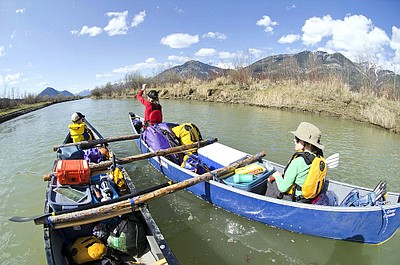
[0,99,79,123]
[0,102,50,116]
[153,77,400,134]
[0,102,54,123]
[3,78,399,134]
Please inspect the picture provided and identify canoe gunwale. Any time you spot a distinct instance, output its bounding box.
[129,113,400,244]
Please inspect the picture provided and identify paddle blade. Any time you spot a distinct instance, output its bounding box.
[326,153,339,169]
[9,213,50,223]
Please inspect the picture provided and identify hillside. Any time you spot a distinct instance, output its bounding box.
[155,60,229,82]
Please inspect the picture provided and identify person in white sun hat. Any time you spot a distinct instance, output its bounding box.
[265,122,327,203]
[68,112,93,143]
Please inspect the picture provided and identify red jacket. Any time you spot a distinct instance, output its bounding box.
[137,90,162,123]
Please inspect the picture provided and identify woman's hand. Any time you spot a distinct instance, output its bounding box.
[141,84,147,91]
[269,171,281,183]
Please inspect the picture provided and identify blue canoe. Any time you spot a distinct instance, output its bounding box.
[129,113,400,245]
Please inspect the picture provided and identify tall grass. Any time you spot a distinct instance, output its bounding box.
[85,70,400,134]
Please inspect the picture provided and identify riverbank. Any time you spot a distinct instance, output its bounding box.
[0,100,76,123]
[0,102,54,123]
[152,78,400,134]
[3,79,400,134]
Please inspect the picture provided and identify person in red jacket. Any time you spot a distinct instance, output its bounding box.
[136,84,163,125]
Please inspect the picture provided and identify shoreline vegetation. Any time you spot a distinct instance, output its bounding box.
[1,78,399,134]
[91,76,400,134]
[0,98,77,123]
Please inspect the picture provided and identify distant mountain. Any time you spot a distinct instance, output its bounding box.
[155,60,229,82]
[247,51,364,89]
[76,89,91,97]
[248,50,400,91]
[154,51,399,92]
[60,90,74,97]
[38,87,74,98]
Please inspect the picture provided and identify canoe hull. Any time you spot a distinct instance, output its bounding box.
[131,114,400,245]
[44,119,178,264]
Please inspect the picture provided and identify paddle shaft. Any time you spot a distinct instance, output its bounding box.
[52,134,140,151]
[90,138,218,171]
[9,180,175,223]
[36,152,266,228]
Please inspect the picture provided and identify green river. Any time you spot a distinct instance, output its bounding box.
[1,98,399,264]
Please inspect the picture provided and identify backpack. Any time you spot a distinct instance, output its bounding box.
[57,145,84,160]
[149,109,162,125]
[106,214,149,257]
[182,154,206,174]
[172,123,203,146]
[143,124,182,164]
[287,151,327,200]
[312,190,338,206]
[83,148,103,163]
[340,189,376,207]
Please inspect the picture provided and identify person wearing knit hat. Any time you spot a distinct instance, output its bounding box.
[266,122,326,202]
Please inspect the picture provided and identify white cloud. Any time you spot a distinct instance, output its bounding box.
[287,4,296,10]
[38,81,49,87]
[325,15,390,54]
[0,73,22,86]
[391,26,400,65]
[218,51,237,59]
[132,11,146,27]
[0,45,5,57]
[16,8,26,14]
[391,26,400,51]
[168,55,191,63]
[298,14,400,73]
[161,33,199,48]
[104,11,129,36]
[203,32,227,40]
[71,26,103,37]
[72,10,140,37]
[248,48,265,58]
[195,48,217,57]
[302,15,333,46]
[218,50,258,61]
[256,15,278,34]
[11,31,17,39]
[278,34,301,44]
[112,58,166,74]
[95,73,116,78]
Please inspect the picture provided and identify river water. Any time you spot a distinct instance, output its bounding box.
[1,98,399,265]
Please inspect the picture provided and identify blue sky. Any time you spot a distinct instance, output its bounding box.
[1,0,399,97]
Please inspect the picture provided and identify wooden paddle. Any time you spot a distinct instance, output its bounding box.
[9,180,175,223]
[52,134,140,151]
[89,138,218,171]
[35,152,266,229]
[42,139,217,180]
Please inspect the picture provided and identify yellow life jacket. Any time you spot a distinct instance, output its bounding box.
[172,123,202,146]
[287,151,327,200]
[68,123,93,143]
[111,166,127,191]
